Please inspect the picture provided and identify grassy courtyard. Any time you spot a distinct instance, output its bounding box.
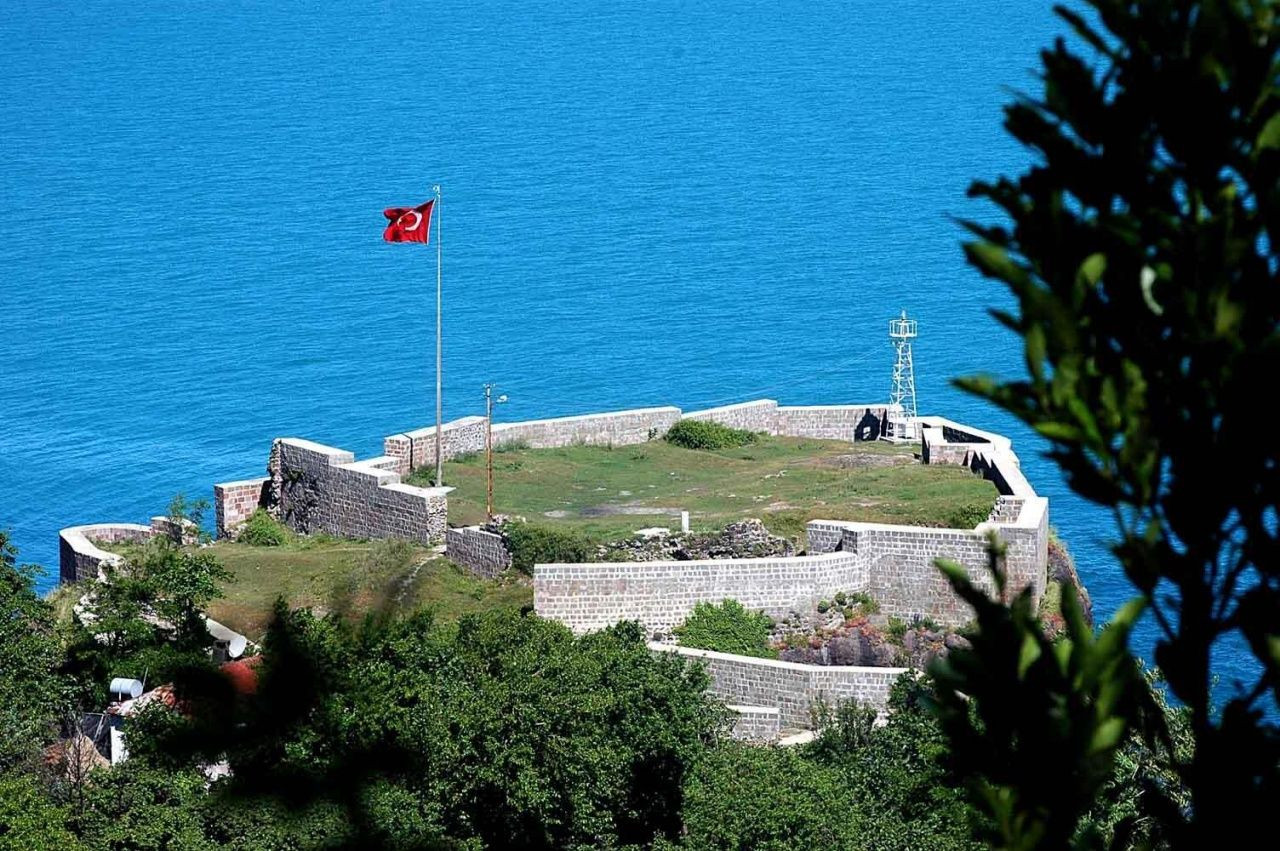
[409,434,998,543]
[203,537,532,640]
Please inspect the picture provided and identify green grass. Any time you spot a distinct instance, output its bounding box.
[202,538,531,641]
[409,435,996,544]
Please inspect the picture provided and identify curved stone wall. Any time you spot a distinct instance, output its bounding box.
[59,523,152,583]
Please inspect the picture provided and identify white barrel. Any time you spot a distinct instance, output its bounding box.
[109,677,144,700]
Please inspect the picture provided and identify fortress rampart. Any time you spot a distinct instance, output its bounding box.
[62,396,1050,738]
[533,413,1048,632]
[652,644,909,731]
[208,399,897,542]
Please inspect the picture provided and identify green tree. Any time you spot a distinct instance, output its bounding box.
[809,676,985,851]
[942,0,1279,845]
[0,772,83,851]
[70,764,211,851]
[0,532,67,769]
[158,607,726,850]
[675,599,776,658]
[676,742,863,850]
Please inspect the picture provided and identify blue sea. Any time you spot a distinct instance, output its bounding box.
[0,1,1256,697]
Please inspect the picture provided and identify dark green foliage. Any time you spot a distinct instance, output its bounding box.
[61,539,229,707]
[161,607,726,850]
[0,772,82,850]
[951,0,1280,844]
[237,509,290,547]
[808,676,985,850]
[676,743,863,849]
[0,533,67,770]
[944,501,991,530]
[70,764,211,850]
[675,599,776,658]
[502,521,592,574]
[929,541,1149,850]
[662,419,758,450]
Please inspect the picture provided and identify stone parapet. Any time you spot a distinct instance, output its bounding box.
[536,552,863,635]
[383,416,487,476]
[59,523,152,584]
[491,406,681,450]
[682,400,779,433]
[213,478,271,539]
[274,438,451,544]
[655,644,908,729]
[726,705,781,742]
[775,404,899,442]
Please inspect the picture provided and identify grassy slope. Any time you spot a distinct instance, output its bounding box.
[410,435,997,542]
[203,539,530,641]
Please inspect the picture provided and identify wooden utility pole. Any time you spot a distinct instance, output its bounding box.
[484,384,507,518]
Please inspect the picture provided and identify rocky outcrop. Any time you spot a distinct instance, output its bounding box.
[596,519,795,562]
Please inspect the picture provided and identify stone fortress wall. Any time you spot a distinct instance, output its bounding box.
[533,412,1048,632]
[267,439,451,545]
[62,394,1048,741]
[655,644,909,731]
[59,516,201,584]
[206,399,896,545]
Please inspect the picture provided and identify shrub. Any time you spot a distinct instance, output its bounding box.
[503,523,592,574]
[944,501,991,529]
[663,419,758,450]
[846,591,880,615]
[675,599,776,658]
[494,439,529,454]
[238,509,290,547]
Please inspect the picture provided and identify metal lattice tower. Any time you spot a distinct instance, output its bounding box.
[887,310,918,440]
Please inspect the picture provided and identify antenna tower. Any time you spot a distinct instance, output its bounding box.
[887,310,918,440]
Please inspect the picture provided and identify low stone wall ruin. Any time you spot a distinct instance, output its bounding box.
[383,416,488,477]
[213,477,270,539]
[445,526,512,578]
[727,705,781,742]
[58,516,200,584]
[489,406,682,451]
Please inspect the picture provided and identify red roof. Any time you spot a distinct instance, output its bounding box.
[220,656,262,696]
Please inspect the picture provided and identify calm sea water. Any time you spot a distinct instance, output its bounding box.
[2,1,1252,693]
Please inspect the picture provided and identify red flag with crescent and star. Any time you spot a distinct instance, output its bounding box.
[382,199,435,244]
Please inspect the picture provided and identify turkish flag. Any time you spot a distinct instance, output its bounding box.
[382,200,435,244]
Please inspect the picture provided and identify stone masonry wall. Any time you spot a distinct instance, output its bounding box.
[59,523,152,584]
[727,706,781,742]
[774,405,896,442]
[535,412,1049,634]
[274,438,450,544]
[382,399,895,477]
[446,526,512,578]
[840,523,996,623]
[655,644,907,729]
[535,552,863,635]
[682,400,779,433]
[383,416,487,477]
[213,477,270,539]
[491,406,682,450]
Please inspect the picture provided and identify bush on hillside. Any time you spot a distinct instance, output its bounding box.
[663,419,758,450]
[238,509,290,547]
[503,522,592,574]
[674,599,776,658]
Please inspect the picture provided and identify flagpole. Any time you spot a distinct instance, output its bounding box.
[433,183,443,488]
